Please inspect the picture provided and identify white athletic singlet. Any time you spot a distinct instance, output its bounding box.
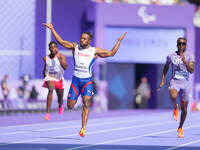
[166,51,194,81]
[73,45,95,78]
[44,55,64,81]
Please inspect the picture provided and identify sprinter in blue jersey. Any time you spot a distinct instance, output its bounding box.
[43,23,126,137]
[158,38,195,138]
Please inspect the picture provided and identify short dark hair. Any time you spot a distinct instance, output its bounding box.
[49,41,57,48]
[82,32,93,40]
[177,37,187,43]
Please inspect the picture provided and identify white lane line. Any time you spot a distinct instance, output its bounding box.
[165,139,200,150]
[1,110,199,130]
[0,131,28,136]
[57,120,173,138]
[0,109,192,130]
[0,113,152,129]
[0,120,76,129]
[3,109,193,130]
[0,120,174,146]
[0,118,144,136]
[65,124,200,150]
[0,113,171,136]
[1,115,200,137]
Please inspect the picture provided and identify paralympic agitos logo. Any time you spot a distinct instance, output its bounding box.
[138,6,156,24]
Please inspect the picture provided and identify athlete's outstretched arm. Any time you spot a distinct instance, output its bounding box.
[95,32,127,58]
[43,23,76,50]
[157,62,170,91]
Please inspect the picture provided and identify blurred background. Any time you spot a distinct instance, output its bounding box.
[0,0,200,115]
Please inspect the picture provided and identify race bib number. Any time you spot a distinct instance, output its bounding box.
[174,70,188,79]
[49,71,58,78]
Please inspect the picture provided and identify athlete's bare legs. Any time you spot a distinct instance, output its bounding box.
[46,81,55,113]
[178,101,188,129]
[67,99,77,109]
[78,96,91,137]
[56,89,64,114]
[67,96,91,137]
[56,89,64,107]
[170,89,178,109]
[44,81,55,120]
[82,96,91,128]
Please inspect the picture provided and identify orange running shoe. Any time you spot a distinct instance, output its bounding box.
[173,104,179,121]
[44,113,50,120]
[177,128,184,138]
[79,128,85,137]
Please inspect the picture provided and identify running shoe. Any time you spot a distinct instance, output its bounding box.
[177,128,184,138]
[44,113,50,120]
[173,104,179,121]
[79,128,85,137]
[58,105,63,114]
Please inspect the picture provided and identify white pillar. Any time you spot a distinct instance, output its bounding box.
[46,0,52,55]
